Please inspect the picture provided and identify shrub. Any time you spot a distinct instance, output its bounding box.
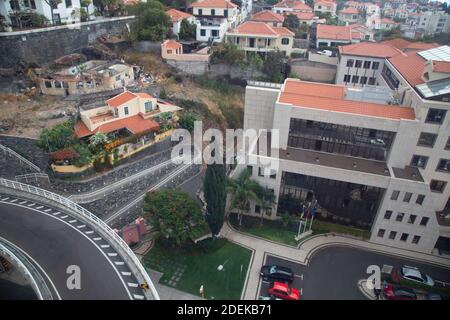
[178,112,198,132]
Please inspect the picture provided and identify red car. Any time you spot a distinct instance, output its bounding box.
[268,282,300,300]
[383,284,417,300]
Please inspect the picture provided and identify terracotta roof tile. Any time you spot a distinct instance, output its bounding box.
[388,51,427,86]
[272,26,295,36]
[229,21,293,36]
[381,38,411,50]
[166,8,193,22]
[340,7,359,14]
[251,10,285,23]
[106,91,138,108]
[190,0,237,8]
[293,11,314,20]
[74,114,160,138]
[339,42,403,58]
[433,61,450,74]
[316,24,351,41]
[274,0,311,10]
[279,79,415,120]
[162,39,183,50]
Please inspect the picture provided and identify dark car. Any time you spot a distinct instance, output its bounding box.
[260,265,294,283]
[383,284,417,300]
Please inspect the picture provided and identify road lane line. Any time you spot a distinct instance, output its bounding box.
[19,201,27,204]
[127,282,139,288]
[10,199,17,203]
[52,212,60,216]
[28,203,36,207]
[133,294,145,300]
[77,225,86,229]
[121,271,132,276]
[36,206,43,209]
[115,261,125,266]
[44,208,52,212]
[93,237,102,241]
[101,245,110,248]
[69,220,77,224]
[60,215,68,219]
[108,253,118,257]
[85,230,94,234]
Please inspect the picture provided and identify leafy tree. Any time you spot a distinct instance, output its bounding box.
[143,190,207,246]
[37,121,77,152]
[211,43,245,65]
[179,19,196,40]
[256,186,277,225]
[263,50,285,83]
[129,1,171,42]
[226,167,263,226]
[283,14,300,31]
[88,132,109,147]
[93,0,124,16]
[204,163,227,236]
[178,112,198,132]
[72,143,93,166]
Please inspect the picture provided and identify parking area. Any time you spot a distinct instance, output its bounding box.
[257,247,450,300]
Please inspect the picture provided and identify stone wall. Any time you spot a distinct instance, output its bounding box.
[134,41,161,54]
[0,17,134,68]
[209,63,264,80]
[166,59,209,75]
[290,59,337,83]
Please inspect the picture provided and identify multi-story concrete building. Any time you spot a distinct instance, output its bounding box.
[190,0,239,42]
[415,10,450,36]
[226,21,295,57]
[238,73,450,255]
[0,0,95,26]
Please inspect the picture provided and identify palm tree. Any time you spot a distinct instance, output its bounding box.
[226,167,263,226]
[256,186,277,226]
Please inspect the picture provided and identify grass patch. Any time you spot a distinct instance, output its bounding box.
[144,238,252,300]
[311,220,371,239]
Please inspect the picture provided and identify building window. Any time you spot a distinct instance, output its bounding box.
[360,76,367,84]
[391,190,400,200]
[389,231,397,240]
[377,229,386,237]
[430,180,446,193]
[410,155,428,169]
[65,0,72,7]
[346,59,354,67]
[352,75,359,83]
[408,214,417,224]
[144,101,153,113]
[355,60,362,68]
[426,108,446,124]
[343,74,351,82]
[198,9,203,15]
[372,62,380,69]
[396,212,405,222]
[124,106,129,115]
[200,29,206,36]
[211,29,219,37]
[417,132,437,147]
[445,136,450,150]
[115,75,121,81]
[437,159,450,172]
[420,217,429,226]
[224,9,228,17]
[416,194,425,205]
[363,61,371,69]
[403,192,412,203]
[255,205,261,213]
[44,81,52,88]
[9,0,20,10]
[211,9,215,15]
[400,233,409,242]
[368,77,376,85]
[412,235,421,244]
[281,38,290,45]
[258,167,264,177]
[30,0,36,9]
[384,210,392,220]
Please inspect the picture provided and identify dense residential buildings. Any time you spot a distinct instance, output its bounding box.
[250,10,285,27]
[315,24,365,47]
[226,21,295,57]
[405,10,450,37]
[272,0,313,15]
[313,0,337,17]
[0,0,95,26]
[240,71,450,254]
[338,6,360,24]
[166,8,195,38]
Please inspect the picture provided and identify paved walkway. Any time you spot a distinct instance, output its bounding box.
[147,269,202,300]
[221,223,450,300]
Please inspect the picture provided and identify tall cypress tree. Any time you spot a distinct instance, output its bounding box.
[204,163,226,236]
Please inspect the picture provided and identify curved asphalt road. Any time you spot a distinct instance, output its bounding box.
[0,198,142,300]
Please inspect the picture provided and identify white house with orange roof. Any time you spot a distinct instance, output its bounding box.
[315,24,362,47]
[313,0,337,17]
[226,21,295,57]
[250,10,285,27]
[338,6,360,24]
[190,0,239,42]
[379,17,398,30]
[74,91,181,157]
[166,8,195,38]
[272,0,313,14]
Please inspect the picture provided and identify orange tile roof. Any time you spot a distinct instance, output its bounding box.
[162,39,182,50]
[166,8,193,22]
[229,21,294,36]
[339,42,403,58]
[433,61,450,74]
[340,7,359,14]
[380,17,396,24]
[190,0,237,8]
[388,51,427,86]
[135,92,154,99]
[279,79,415,120]
[274,0,311,10]
[251,10,285,23]
[316,24,351,41]
[106,91,138,108]
[315,0,336,6]
[74,114,160,138]
[381,38,411,50]
[293,11,314,20]
[404,42,440,51]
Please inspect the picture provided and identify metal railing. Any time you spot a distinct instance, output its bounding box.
[0,144,41,173]
[0,236,53,300]
[0,178,160,300]
[15,173,50,183]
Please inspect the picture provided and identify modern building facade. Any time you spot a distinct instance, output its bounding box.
[238,76,450,255]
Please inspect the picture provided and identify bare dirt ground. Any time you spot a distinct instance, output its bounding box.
[0,93,77,138]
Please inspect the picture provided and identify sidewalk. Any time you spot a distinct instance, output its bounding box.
[221,222,450,300]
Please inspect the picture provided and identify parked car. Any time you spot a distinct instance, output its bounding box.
[383,284,417,300]
[260,265,294,283]
[317,50,333,57]
[400,266,435,287]
[268,282,300,300]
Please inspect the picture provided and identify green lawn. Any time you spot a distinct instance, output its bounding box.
[144,239,252,300]
[229,213,370,246]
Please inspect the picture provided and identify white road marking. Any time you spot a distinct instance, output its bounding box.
[1,197,10,201]
[36,206,43,209]
[121,271,132,276]
[115,261,125,266]
[295,274,304,281]
[261,281,270,284]
[101,244,110,248]
[19,201,27,204]
[93,237,102,241]
[133,294,145,300]
[300,288,303,296]
[77,225,86,229]
[52,212,60,216]
[60,215,68,219]
[28,203,36,207]
[10,199,17,203]
[85,230,94,234]
[127,282,139,288]
[69,220,77,224]
[108,252,118,257]
[44,208,52,212]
